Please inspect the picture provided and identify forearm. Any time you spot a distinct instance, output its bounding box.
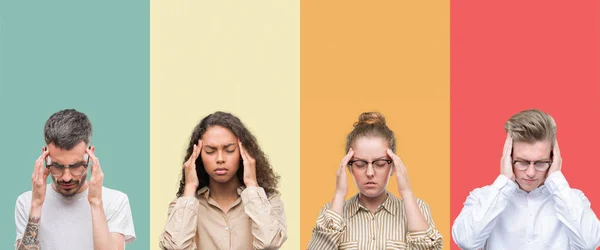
[401,191,429,232]
[329,193,345,216]
[91,202,115,250]
[159,198,199,249]
[241,187,287,249]
[16,206,42,250]
[307,209,345,250]
[546,172,600,248]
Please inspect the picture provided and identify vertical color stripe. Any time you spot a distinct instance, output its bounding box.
[300,1,450,249]
[150,1,299,249]
[450,1,600,249]
[0,2,150,249]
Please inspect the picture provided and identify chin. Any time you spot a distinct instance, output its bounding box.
[359,188,386,198]
[58,189,78,197]
[209,174,236,184]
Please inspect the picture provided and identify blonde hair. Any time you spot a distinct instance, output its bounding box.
[345,112,396,152]
[504,109,556,143]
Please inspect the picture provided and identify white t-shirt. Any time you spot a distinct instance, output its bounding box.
[14,184,136,250]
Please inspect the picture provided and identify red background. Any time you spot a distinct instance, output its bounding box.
[450,1,600,249]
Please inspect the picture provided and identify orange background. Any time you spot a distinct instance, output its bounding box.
[300,1,450,249]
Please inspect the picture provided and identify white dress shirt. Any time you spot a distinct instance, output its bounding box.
[452,171,600,250]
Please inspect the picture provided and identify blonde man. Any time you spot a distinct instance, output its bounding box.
[452,109,600,250]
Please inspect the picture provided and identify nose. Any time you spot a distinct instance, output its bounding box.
[61,169,73,182]
[365,164,375,177]
[525,164,536,177]
[216,150,225,164]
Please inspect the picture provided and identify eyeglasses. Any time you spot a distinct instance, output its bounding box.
[513,160,552,172]
[348,159,392,173]
[45,154,90,177]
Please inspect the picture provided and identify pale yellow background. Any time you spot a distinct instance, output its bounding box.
[150,1,299,249]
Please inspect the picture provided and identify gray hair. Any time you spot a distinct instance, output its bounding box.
[44,109,92,149]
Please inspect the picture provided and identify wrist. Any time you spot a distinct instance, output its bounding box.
[244,180,258,187]
[29,204,42,217]
[333,191,346,200]
[183,185,198,197]
[501,172,515,181]
[89,199,103,207]
[400,190,414,198]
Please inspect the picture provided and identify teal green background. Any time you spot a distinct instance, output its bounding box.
[0,1,149,249]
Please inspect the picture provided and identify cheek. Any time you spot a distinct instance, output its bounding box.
[229,153,241,169]
[201,154,214,169]
[512,167,524,178]
[350,170,362,182]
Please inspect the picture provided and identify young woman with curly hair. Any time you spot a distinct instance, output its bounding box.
[159,111,286,250]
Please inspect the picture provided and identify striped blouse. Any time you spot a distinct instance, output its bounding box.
[307,192,443,250]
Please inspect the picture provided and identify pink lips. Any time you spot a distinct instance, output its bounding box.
[364,182,377,187]
[215,168,228,175]
[523,179,536,182]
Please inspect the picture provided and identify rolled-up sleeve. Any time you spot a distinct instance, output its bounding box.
[159,197,200,250]
[407,199,443,250]
[241,186,287,249]
[307,204,346,250]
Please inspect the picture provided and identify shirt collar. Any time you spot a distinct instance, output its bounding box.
[197,185,246,200]
[516,184,548,197]
[348,191,398,218]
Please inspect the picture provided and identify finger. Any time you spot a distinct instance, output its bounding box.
[196,140,203,158]
[86,147,101,173]
[42,167,50,180]
[238,141,248,162]
[244,146,255,162]
[36,157,46,182]
[503,133,512,157]
[387,149,403,167]
[34,147,49,171]
[194,140,202,159]
[190,144,199,163]
[341,148,354,167]
[553,138,560,158]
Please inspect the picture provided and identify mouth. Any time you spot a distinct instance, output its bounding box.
[364,181,377,188]
[523,179,537,183]
[58,182,77,189]
[215,168,228,175]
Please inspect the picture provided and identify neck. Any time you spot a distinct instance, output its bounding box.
[358,191,388,213]
[208,177,242,202]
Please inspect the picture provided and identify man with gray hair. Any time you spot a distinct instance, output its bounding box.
[452,109,600,250]
[14,109,135,250]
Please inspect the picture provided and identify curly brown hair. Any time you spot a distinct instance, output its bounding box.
[176,111,280,197]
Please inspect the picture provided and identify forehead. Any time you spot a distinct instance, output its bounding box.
[47,141,87,163]
[512,140,552,160]
[352,136,388,158]
[202,126,237,145]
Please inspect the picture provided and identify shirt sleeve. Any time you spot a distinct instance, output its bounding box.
[307,204,345,250]
[407,199,443,250]
[14,193,30,248]
[452,174,517,249]
[545,171,600,250]
[105,192,136,244]
[159,197,200,250]
[240,186,287,249]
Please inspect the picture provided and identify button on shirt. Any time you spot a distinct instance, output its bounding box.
[452,171,600,250]
[159,186,287,250]
[308,192,443,250]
